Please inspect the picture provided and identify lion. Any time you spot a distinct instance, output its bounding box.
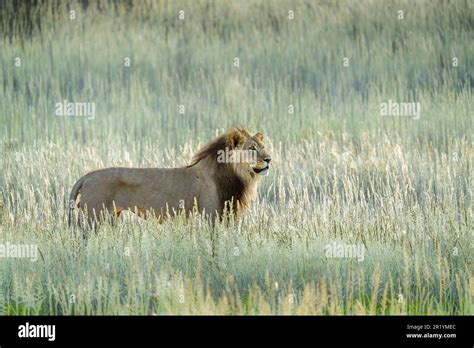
[68,127,271,228]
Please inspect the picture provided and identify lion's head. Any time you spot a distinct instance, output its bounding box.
[190,127,271,178]
[188,127,271,213]
[224,127,271,177]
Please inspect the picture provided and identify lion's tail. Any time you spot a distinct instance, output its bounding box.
[67,176,85,227]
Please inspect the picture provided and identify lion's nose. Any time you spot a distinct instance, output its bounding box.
[264,157,271,163]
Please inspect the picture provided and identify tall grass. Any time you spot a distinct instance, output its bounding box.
[0,0,472,314]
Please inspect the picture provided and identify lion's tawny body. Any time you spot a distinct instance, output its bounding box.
[68,127,271,227]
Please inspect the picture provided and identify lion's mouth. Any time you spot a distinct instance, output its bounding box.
[253,165,270,176]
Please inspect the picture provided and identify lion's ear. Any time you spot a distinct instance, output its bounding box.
[254,132,264,142]
[227,130,245,149]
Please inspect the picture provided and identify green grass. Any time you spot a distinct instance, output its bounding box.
[0,0,472,315]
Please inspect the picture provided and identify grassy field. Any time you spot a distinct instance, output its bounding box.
[0,0,472,315]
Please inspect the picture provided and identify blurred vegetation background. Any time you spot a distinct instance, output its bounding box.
[1,0,472,148]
